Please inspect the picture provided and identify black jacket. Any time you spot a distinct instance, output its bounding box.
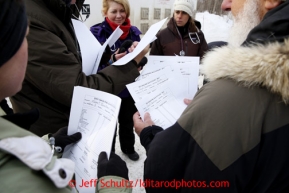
[140,2,289,192]
[11,0,139,136]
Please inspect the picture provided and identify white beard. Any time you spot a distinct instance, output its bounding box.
[228,0,261,46]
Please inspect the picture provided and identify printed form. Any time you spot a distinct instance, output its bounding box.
[63,86,121,193]
[126,67,184,102]
[128,56,200,129]
[135,86,186,129]
[143,56,200,99]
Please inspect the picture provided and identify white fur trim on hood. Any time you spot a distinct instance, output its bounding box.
[201,39,289,103]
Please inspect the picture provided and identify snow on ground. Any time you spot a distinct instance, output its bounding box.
[115,131,147,192]
[116,11,232,193]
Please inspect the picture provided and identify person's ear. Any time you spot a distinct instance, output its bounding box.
[264,0,283,10]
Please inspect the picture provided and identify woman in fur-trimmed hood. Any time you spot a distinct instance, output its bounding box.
[132,0,289,192]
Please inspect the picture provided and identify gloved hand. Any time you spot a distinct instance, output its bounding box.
[2,108,39,130]
[100,45,112,66]
[97,151,129,180]
[137,56,147,70]
[50,127,82,152]
[119,40,133,53]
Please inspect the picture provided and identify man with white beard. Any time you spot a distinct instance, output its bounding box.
[129,0,289,192]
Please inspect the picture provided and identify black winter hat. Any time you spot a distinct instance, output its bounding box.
[0,0,27,67]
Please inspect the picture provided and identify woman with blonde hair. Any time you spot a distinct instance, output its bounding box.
[91,0,141,161]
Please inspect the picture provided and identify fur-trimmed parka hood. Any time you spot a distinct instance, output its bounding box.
[201,1,289,104]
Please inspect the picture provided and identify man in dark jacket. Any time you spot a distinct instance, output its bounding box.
[131,0,289,192]
[10,0,148,136]
[0,1,83,191]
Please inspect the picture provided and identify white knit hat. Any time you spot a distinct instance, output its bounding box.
[173,0,194,17]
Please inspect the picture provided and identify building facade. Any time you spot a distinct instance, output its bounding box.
[79,0,198,34]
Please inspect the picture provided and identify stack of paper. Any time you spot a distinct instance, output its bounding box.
[63,86,121,193]
[127,56,200,129]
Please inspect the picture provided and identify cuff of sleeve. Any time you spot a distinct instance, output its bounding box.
[130,59,138,67]
[140,125,163,150]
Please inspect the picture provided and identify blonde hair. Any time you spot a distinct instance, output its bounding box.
[102,0,130,18]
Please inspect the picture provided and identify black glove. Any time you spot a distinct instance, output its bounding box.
[51,127,82,152]
[2,108,39,130]
[119,40,133,53]
[137,56,147,70]
[97,151,129,180]
[100,45,112,66]
[0,99,13,115]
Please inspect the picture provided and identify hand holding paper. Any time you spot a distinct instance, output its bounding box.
[127,56,200,129]
[112,18,168,66]
[133,112,154,136]
[62,86,121,193]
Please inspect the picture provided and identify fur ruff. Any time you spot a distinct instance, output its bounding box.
[201,39,289,103]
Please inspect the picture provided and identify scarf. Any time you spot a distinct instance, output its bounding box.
[0,0,27,67]
[106,17,131,40]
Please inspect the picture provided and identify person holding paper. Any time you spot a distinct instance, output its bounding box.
[90,0,142,161]
[131,0,289,192]
[0,1,82,192]
[150,0,208,57]
[9,0,148,138]
[90,0,142,70]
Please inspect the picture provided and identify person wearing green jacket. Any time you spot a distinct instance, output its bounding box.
[0,0,74,192]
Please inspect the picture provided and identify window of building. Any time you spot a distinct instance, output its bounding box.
[141,8,149,20]
[154,8,161,19]
[165,9,171,18]
[141,23,149,34]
